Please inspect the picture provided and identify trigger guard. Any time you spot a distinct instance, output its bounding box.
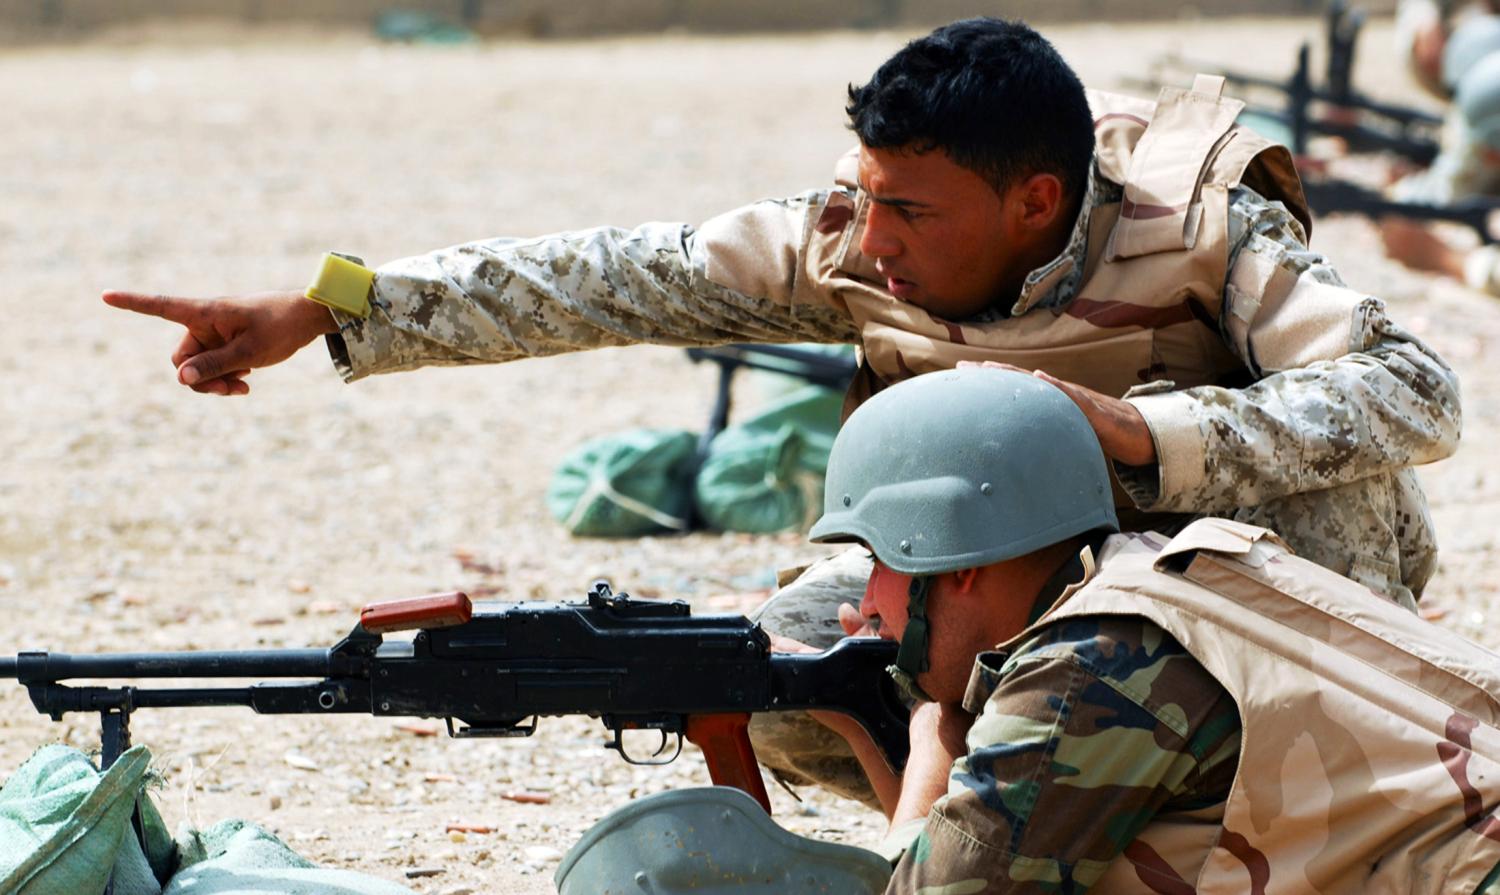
[615,729,683,766]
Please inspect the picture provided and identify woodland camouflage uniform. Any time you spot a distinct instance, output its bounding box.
[880,520,1500,894]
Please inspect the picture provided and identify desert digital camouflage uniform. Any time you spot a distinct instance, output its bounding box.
[884,519,1500,894]
[327,83,1457,611]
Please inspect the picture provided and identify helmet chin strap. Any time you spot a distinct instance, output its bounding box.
[887,575,938,704]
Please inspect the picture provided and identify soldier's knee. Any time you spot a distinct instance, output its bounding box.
[748,711,882,810]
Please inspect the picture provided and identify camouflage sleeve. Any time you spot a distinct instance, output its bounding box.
[1117,187,1463,514]
[324,191,861,382]
[886,617,1240,895]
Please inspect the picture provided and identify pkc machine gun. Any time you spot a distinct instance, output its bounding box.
[0,583,908,814]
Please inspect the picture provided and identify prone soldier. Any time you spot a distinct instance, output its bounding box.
[642,367,1500,894]
[105,19,1460,808]
[1382,0,1500,293]
[1391,0,1500,205]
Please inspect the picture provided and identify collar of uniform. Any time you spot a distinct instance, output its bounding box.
[958,536,1103,715]
[997,160,1106,320]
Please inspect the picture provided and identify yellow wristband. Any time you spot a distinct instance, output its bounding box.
[304,252,374,318]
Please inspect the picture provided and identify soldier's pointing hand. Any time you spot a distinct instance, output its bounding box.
[102,290,338,396]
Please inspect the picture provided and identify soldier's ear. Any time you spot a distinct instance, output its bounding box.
[948,567,982,596]
[1012,172,1065,230]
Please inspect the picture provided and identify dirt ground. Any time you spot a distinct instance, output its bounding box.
[2,15,1499,895]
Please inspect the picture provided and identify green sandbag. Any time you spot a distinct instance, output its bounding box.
[0,743,416,895]
[694,386,844,534]
[166,820,415,895]
[0,743,169,895]
[547,428,698,537]
[372,10,476,43]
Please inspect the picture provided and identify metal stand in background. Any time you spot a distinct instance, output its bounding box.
[101,704,133,895]
[681,344,857,529]
[684,344,857,457]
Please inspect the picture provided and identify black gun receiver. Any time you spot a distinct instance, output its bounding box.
[0,583,907,814]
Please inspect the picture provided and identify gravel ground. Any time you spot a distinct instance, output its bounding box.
[1,16,1498,894]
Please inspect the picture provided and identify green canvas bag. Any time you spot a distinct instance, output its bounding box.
[546,428,698,537]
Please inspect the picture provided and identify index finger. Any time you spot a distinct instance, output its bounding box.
[837,601,873,637]
[102,290,212,327]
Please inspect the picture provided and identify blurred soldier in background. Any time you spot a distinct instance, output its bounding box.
[1391,0,1500,203]
[105,18,1460,809]
[1383,0,1500,292]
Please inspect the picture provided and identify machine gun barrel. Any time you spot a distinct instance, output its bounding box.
[0,648,344,681]
[1301,180,1500,243]
[1152,53,1443,129]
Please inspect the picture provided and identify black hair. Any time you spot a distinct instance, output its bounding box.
[847,18,1094,203]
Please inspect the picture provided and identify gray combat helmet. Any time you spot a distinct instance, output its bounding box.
[809,367,1119,573]
[1445,14,1500,92]
[809,367,1119,701]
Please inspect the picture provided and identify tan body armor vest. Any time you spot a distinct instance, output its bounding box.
[1034,519,1500,893]
[805,77,1310,430]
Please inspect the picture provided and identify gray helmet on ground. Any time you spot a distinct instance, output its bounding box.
[554,786,891,894]
[809,367,1119,573]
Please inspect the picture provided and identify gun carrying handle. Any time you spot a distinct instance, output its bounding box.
[359,591,472,634]
[684,713,771,814]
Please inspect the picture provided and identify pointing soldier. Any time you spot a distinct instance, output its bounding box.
[106,19,1460,808]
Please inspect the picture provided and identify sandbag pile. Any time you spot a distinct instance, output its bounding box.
[0,744,415,895]
[547,385,844,538]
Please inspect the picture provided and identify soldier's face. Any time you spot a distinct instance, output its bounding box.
[860,557,913,645]
[860,557,1007,703]
[856,144,1035,319]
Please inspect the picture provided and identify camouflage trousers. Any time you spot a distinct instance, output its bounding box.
[747,546,885,811]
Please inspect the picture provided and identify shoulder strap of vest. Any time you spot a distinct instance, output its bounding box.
[1108,75,1243,259]
[1090,78,1313,257]
[1146,519,1500,724]
[1219,125,1314,242]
